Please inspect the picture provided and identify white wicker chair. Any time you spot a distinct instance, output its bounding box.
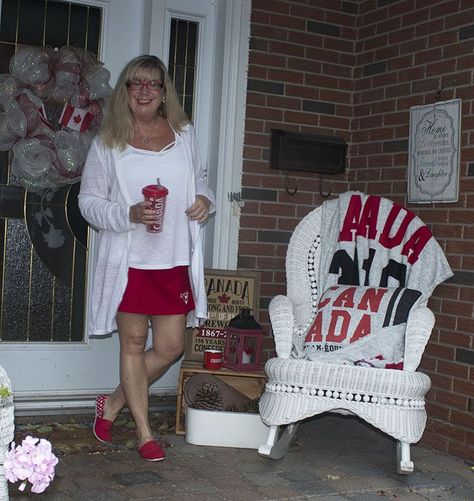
[258,195,452,474]
[0,364,14,501]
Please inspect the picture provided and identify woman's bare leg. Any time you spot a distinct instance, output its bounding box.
[104,313,186,445]
[114,312,150,444]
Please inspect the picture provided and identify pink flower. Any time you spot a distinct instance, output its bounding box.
[4,436,58,494]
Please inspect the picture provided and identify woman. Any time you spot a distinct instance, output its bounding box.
[78,55,215,461]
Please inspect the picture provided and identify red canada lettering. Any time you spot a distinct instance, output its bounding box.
[401,226,432,264]
[330,194,433,286]
[350,314,371,342]
[332,287,356,308]
[338,195,432,259]
[357,195,380,239]
[358,288,387,312]
[379,203,416,249]
[305,311,323,343]
[326,310,350,342]
[339,194,379,241]
[339,195,362,241]
[318,286,339,308]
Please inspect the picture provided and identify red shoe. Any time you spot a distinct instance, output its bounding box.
[93,394,113,444]
[138,439,165,462]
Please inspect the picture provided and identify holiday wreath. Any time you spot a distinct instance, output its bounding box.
[0,45,112,191]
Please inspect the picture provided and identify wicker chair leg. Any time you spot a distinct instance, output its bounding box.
[0,444,9,501]
[397,441,414,475]
[258,423,299,460]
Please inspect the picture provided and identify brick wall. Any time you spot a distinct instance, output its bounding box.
[240,0,474,461]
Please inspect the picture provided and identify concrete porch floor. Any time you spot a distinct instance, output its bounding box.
[8,413,474,501]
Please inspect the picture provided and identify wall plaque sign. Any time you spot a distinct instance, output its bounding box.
[408,98,461,203]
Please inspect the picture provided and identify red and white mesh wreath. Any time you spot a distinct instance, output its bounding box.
[0,45,112,191]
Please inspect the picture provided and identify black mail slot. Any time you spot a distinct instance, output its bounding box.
[271,129,346,175]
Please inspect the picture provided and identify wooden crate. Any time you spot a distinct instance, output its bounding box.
[175,360,266,435]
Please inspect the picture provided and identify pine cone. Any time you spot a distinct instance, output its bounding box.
[191,382,224,411]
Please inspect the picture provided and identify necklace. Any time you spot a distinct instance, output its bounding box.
[135,121,161,145]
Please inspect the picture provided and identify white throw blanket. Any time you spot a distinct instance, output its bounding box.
[306,323,405,368]
[319,192,453,303]
[304,192,453,367]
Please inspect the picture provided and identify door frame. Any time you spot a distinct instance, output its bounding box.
[148,0,250,270]
[211,0,250,269]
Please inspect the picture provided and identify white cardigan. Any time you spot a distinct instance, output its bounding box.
[78,123,216,336]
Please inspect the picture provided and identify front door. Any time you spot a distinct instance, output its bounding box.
[0,0,248,412]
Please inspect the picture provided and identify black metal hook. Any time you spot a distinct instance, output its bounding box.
[285,172,298,195]
[319,175,332,198]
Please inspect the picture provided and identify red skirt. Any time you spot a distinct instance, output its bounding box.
[117,266,196,315]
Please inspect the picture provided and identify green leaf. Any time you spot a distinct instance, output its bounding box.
[0,386,11,398]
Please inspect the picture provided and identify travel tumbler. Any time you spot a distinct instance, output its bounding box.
[142,178,169,233]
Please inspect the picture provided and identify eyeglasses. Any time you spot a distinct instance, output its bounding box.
[127,79,164,91]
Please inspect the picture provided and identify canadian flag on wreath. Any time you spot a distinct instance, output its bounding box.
[59,103,95,132]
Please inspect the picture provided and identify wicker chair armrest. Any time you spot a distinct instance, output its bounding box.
[403,306,435,372]
[269,295,295,359]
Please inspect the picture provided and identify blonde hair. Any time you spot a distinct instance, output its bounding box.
[100,55,189,150]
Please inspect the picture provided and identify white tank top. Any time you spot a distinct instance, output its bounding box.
[118,133,191,269]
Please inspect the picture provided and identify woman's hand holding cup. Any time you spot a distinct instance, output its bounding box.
[129,201,158,226]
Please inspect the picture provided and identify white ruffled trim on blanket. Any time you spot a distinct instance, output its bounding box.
[293,234,320,336]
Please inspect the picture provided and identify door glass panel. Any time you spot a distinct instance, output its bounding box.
[17,0,46,46]
[168,18,198,120]
[45,1,70,48]
[0,0,102,342]
[0,0,18,43]
[69,4,89,48]
[86,6,101,53]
